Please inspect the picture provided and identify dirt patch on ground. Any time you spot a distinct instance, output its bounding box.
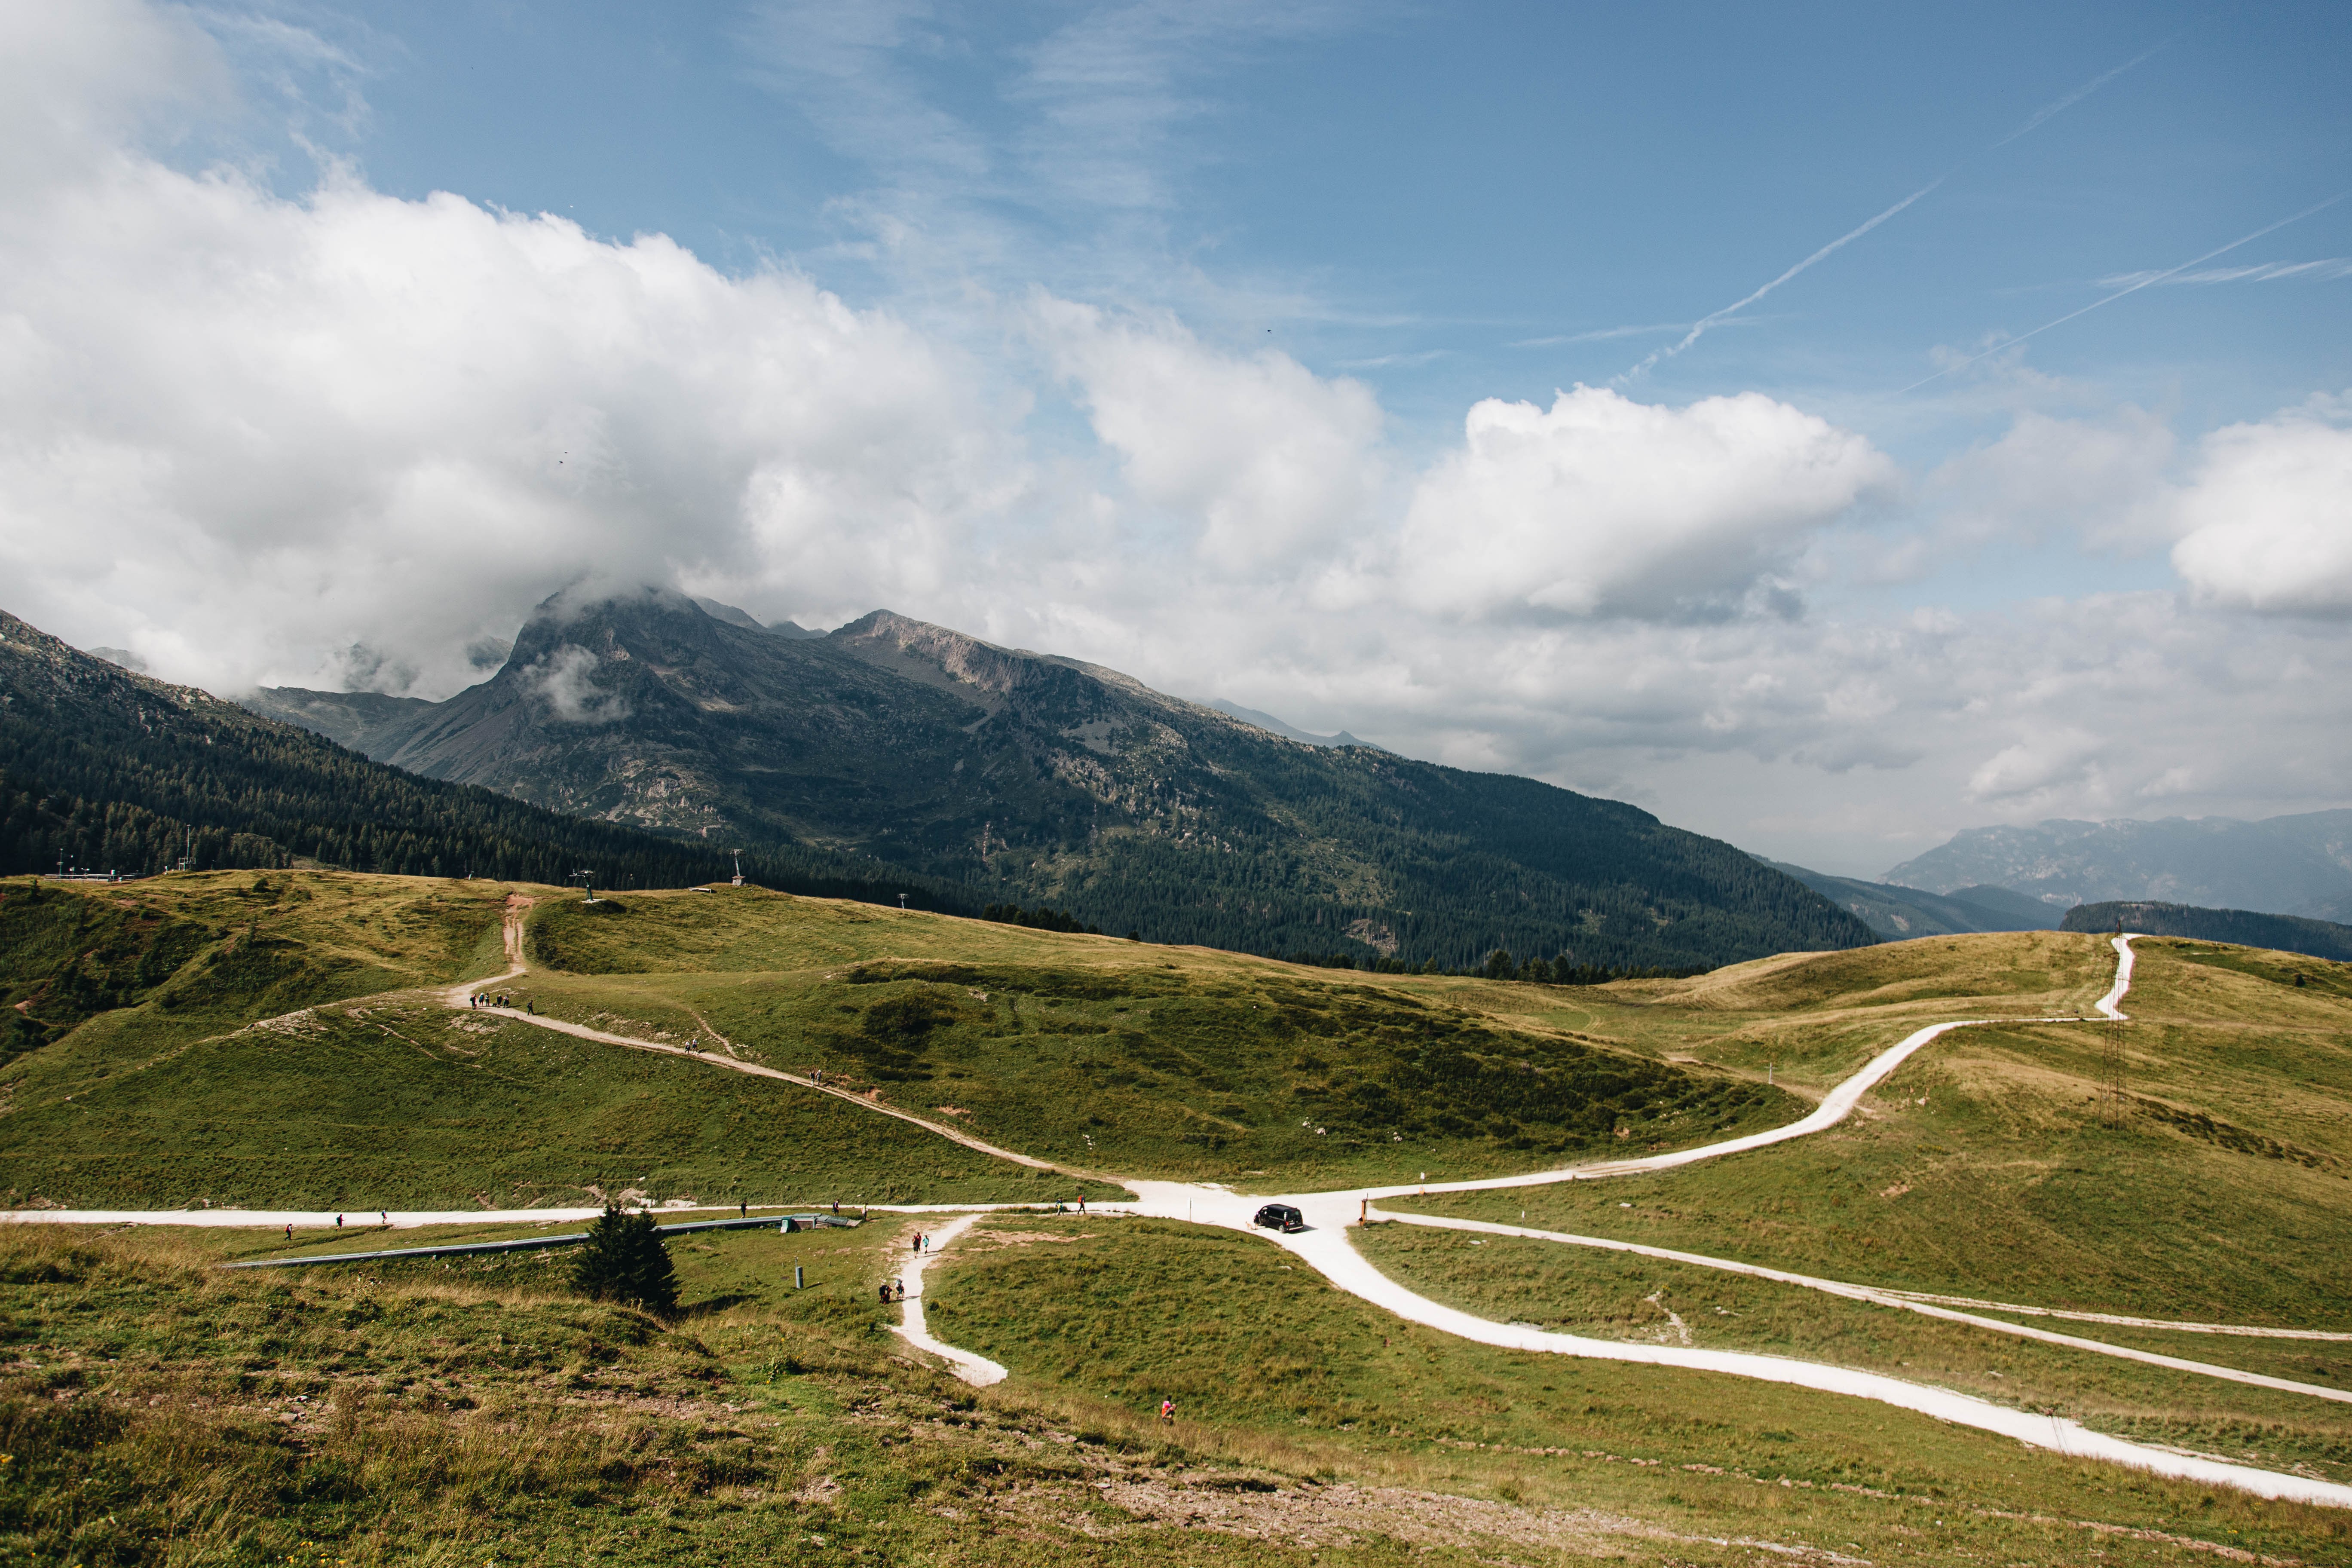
[962,1231,1097,1250]
[993,1475,1871,1564]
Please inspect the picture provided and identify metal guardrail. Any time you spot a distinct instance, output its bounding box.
[220,1212,863,1269]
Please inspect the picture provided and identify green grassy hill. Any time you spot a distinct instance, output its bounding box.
[11,873,2352,1561]
[516,885,1799,1187]
[1395,933,2352,1326]
[0,872,1795,1205]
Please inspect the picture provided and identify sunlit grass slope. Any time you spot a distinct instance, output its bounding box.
[6,1222,1500,1568]
[0,873,1119,1209]
[0,997,1118,1210]
[13,1220,2347,1568]
[1399,934,2352,1326]
[925,1214,2351,1565]
[514,885,1802,1185]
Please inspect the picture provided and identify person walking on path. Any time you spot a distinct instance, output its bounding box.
[334,1214,343,1228]
[878,1282,891,1307]
[284,1223,293,1241]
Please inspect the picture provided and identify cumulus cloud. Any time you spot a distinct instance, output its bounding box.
[1924,406,2176,553]
[1035,297,1385,572]
[2169,395,2352,616]
[0,0,1021,698]
[1396,386,1893,620]
[6,0,2352,880]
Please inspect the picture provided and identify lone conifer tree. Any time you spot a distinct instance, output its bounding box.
[570,1204,679,1316]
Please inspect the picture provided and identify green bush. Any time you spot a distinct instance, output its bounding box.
[568,1206,679,1316]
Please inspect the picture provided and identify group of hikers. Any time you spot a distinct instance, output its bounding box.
[874,1229,938,1305]
[280,1211,388,1242]
[468,992,534,1014]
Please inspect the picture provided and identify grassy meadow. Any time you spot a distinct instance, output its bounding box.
[11,1218,2351,1568]
[9,870,2352,1559]
[1393,937,2352,1327]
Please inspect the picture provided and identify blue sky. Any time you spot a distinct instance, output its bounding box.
[6,0,2352,875]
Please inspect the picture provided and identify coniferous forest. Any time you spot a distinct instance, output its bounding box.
[0,611,967,911]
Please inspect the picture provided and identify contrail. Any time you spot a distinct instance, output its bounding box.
[1899,193,2347,394]
[1995,37,2174,147]
[1611,37,2177,383]
[1620,180,1942,381]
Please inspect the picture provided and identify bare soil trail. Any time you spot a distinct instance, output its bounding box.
[888,1212,1008,1386]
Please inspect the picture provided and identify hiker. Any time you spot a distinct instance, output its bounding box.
[895,1280,906,1301]
[831,1200,839,1215]
[878,1282,891,1306]
[739,1200,747,1217]
[334,1214,343,1228]
[284,1223,293,1241]
[380,1212,388,1227]
[527,1001,536,1016]
[1159,1398,1175,1424]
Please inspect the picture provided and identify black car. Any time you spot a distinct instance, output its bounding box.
[1253,1203,1305,1233]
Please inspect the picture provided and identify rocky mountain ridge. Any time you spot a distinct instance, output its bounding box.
[247,590,1873,970]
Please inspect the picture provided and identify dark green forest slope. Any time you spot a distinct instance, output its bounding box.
[2064,899,2352,963]
[0,610,965,908]
[251,591,1874,971]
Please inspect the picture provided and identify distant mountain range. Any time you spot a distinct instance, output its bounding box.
[2061,901,2352,965]
[238,589,1874,970]
[1883,814,2352,921]
[1204,699,1376,750]
[1758,861,2058,940]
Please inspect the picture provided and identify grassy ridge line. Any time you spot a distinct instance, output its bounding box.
[514,885,1805,1188]
[2066,900,2352,964]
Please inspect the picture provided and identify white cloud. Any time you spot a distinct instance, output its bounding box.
[2169,395,2352,616]
[1396,386,1893,620]
[1920,405,2176,554]
[1036,297,1385,572]
[0,1,1022,698]
[6,0,2352,882]
[522,645,631,725]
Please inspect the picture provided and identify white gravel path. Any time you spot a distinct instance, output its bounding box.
[888,1212,1008,1386]
[1369,1209,2352,1403]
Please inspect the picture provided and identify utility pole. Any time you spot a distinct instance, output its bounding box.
[2100,1014,2127,1129]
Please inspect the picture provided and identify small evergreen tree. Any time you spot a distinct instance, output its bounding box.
[569,1204,679,1316]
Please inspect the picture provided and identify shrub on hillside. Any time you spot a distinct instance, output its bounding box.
[569,1205,679,1316]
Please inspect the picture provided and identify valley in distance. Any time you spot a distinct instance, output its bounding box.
[5,598,2352,1565]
